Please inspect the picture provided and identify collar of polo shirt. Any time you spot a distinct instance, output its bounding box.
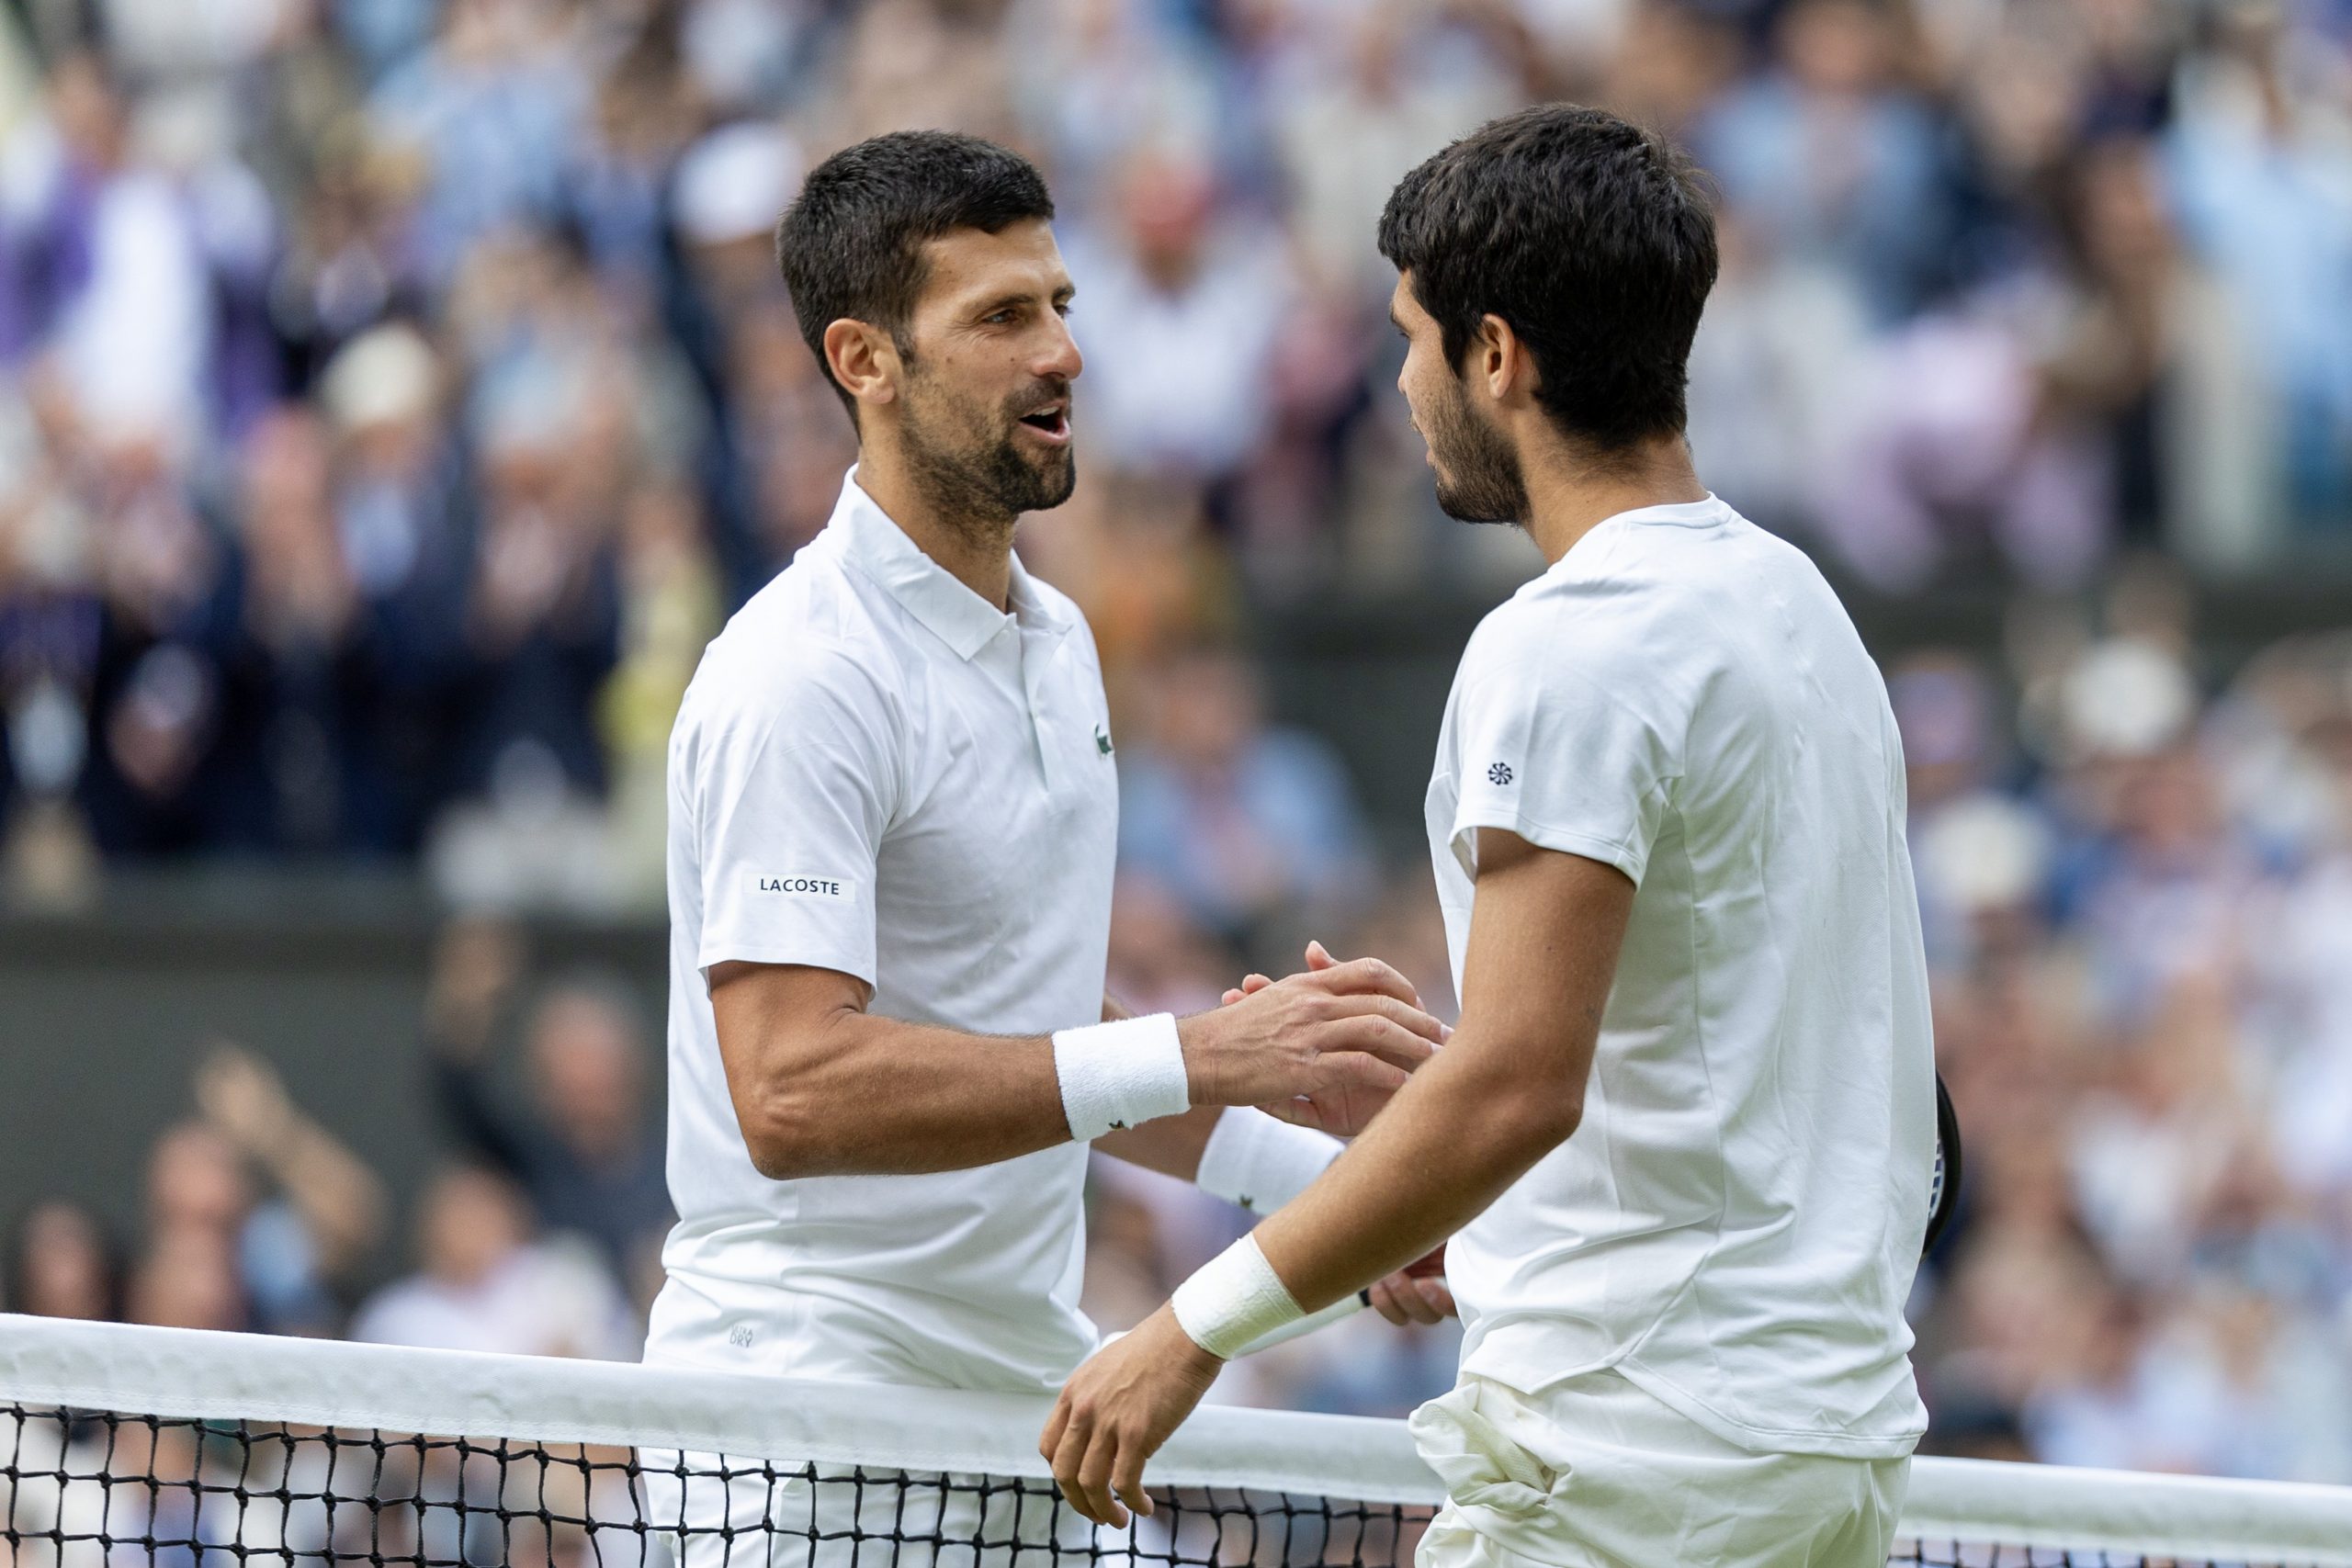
[831,469,1071,660]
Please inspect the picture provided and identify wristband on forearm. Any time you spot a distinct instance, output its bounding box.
[1052,1013,1190,1142]
[1171,1233,1304,1359]
[1195,1109,1341,1213]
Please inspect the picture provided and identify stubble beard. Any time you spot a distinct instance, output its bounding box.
[1425,374,1529,527]
[898,366,1077,538]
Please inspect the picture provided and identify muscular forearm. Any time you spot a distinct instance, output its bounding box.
[726,1006,1070,1179]
[747,988,1159,1178]
[1252,1028,1578,1312]
[713,959,1441,1184]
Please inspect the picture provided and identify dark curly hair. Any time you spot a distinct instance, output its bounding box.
[1378,105,1718,453]
[776,130,1056,419]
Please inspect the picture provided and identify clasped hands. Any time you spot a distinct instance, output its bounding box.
[1046,943,1456,1527]
[1174,940,1449,1138]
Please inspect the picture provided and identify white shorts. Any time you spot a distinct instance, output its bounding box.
[1409,1371,1909,1568]
[637,1449,1099,1568]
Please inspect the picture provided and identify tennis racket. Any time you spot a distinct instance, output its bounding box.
[1238,1071,1963,1358]
[1923,1070,1963,1257]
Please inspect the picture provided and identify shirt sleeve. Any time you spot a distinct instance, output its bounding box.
[691,654,898,985]
[1446,629,1680,888]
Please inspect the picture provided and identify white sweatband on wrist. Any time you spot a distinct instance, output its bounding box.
[1052,1013,1190,1142]
[1196,1110,1341,1213]
[1172,1234,1303,1359]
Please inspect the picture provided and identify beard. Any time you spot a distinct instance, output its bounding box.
[1423,373,1529,525]
[897,362,1077,533]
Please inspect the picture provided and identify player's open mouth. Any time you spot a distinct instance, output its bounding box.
[1016,403,1070,445]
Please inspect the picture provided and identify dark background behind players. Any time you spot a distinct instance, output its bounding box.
[3,0,2352,1483]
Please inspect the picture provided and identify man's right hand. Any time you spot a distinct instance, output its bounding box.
[1177,954,1442,1134]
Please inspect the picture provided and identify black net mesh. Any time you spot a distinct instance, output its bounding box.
[0,1404,2332,1568]
[1,1404,1429,1568]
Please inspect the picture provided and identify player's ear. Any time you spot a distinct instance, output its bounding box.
[824,318,901,412]
[1475,312,1528,406]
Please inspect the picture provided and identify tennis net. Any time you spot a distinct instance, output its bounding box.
[4,1315,2350,1567]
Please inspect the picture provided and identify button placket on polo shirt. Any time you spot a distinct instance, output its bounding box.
[1018,622,1074,794]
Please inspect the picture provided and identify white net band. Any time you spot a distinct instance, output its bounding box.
[4,1314,2351,1566]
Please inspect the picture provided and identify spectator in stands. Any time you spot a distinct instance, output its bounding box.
[363,0,588,276]
[601,474,723,903]
[1102,874,1238,1022]
[423,918,671,1287]
[3,1199,122,1322]
[1116,644,1374,950]
[1694,0,1957,325]
[1272,4,1513,306]
[205,406,399,853]
[75,438,229,854]
[127,1222,250,1334]
[150,1044,390,1335]
[2166,0,2352,535]
[705,295,856,586]
[0,51,211,455]
[318,323,472,640]
[1061,150,1293,490]
[351,1163,634,1359]
[422,367,623,908]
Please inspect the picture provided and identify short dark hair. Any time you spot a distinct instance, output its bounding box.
[775,130,1056,415]
[1377,105,1718,453]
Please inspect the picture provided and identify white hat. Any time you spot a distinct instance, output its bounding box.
[2063,637,2198,760]
[673,120,803,247]
[320,323,440,432]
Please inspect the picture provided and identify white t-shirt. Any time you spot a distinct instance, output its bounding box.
[354,1244,637,1361]
[645,471,1120,1393]
[1426,494,1934,1459]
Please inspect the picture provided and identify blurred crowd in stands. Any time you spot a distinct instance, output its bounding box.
[5,0,2352,1490]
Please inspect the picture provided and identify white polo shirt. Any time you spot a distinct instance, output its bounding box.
[645,470,1119,1393]
[1427,495,1934,1459]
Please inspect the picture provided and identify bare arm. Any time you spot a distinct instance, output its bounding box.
[195,1043,391,1282]
[708,959,1443,1181]
[1250,837,1629,1304]
[1044,831,1634,1521]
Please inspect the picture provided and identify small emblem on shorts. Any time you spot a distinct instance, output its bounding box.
[1095,725,1114,757]
[1487,762,1514,786]
[729,1325,755,1348]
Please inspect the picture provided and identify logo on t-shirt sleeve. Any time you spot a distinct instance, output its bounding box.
[1487,761,1515,786]
[755,874,855,899]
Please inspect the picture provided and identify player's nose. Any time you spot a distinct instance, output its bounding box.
[1035,315,1082,383]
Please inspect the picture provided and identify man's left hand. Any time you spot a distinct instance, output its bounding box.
[1041,1306,1222,1527]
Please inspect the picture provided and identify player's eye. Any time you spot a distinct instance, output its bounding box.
[984,309,1017,326]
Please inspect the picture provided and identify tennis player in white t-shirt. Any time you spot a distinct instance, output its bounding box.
[642,130,1445,1565]
[1047,105,1937,1568]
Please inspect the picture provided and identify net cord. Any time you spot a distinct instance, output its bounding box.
[6,1314,2351,1565]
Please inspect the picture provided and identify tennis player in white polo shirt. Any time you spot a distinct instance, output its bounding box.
[642,130,1445,1564]
[1048,106,1936,1568]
